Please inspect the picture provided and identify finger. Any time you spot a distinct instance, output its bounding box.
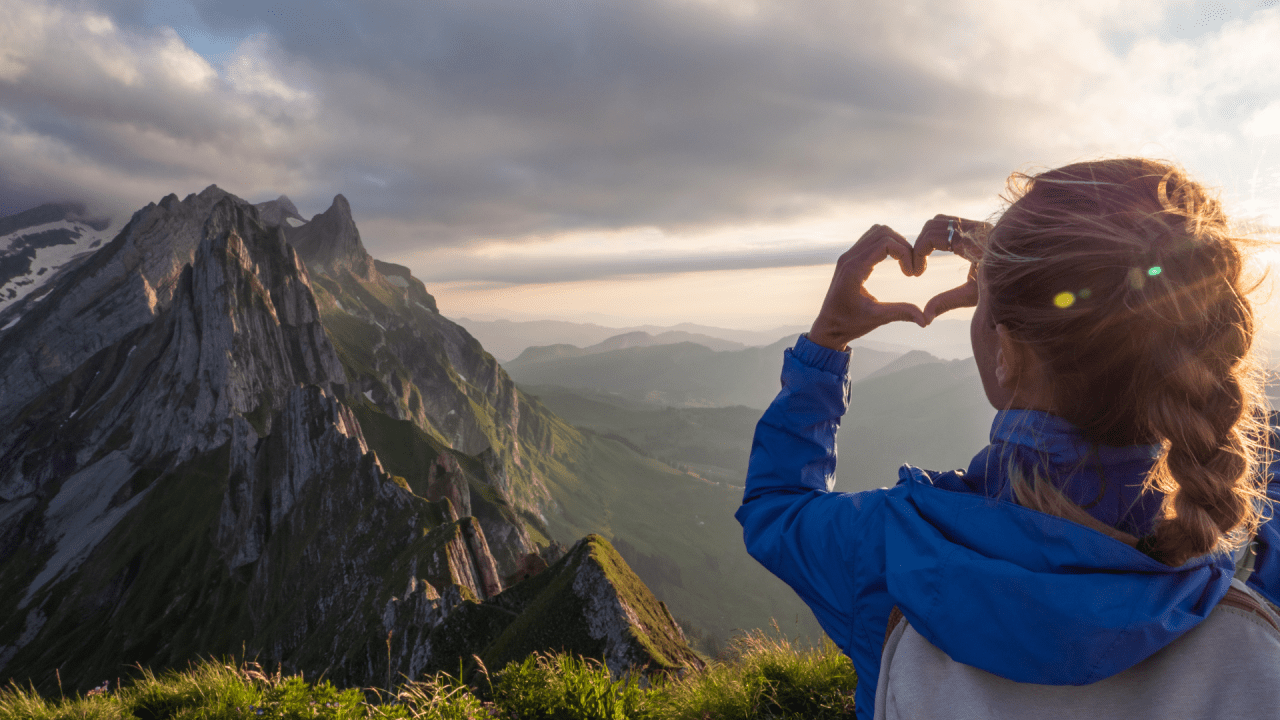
[881,232,916,277]
[912,215,957,276]
[872,301,928,328]
[923,281,979,323]
[843,225,913,281]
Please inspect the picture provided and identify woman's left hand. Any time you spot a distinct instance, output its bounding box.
[912,214,989,323]
[808,224,927,351]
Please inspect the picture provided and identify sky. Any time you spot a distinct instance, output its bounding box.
[2,0,1279,335]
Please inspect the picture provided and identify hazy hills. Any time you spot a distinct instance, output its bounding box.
[450,317,809,362]
[506,335,916,410]
[511,335,996,657]
[454,314,977,364]
[521,351,994,495]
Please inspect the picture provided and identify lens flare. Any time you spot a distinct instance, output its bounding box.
[1053,291,1075,308]
[1148,266,1162,277]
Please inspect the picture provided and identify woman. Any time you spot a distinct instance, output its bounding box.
[736,158,1280,719]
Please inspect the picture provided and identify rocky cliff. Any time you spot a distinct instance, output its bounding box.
[385,534,704,683]
[0,190,699,692]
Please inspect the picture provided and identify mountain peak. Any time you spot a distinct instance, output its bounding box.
[254,195,305,229]
[274,195,300,215]
[285,194,374,278]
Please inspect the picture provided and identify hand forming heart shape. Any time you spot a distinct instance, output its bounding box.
[807,215,991,352]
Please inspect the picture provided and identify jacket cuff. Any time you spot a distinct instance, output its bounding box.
[794,334,851,376]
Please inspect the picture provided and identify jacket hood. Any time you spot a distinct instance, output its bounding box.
[884,464,1234,685]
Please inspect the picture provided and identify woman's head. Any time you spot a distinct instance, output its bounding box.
[977,157,1268,565]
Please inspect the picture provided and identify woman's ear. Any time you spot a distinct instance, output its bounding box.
[995,324,1019,388]
[993,324,1057,412]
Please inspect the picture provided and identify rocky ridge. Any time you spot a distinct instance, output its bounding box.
[0,189,699,691]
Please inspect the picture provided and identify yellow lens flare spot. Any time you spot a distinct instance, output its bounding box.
[1053,291,1075,309]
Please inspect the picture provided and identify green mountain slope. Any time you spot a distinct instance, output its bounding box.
[514,355,997,652]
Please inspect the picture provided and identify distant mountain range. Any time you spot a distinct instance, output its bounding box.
[505,336,916,410]
[450,317,809,362]
[452,315,979,363]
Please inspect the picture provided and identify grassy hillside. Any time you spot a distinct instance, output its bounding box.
[0,631,857,720]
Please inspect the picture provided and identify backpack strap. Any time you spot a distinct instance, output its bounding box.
[1219,581,1280,635]
[883,605,905,652]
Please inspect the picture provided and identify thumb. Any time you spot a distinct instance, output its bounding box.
[923,283,978,323]
[875,301,928,328]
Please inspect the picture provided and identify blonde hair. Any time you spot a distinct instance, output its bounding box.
[982,158,1269,566]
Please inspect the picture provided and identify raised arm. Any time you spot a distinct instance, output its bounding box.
[736,219,980,644]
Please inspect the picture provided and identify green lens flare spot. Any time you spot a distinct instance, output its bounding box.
[1053,291,1075,309]
[1148,266,1162,276]
[1078,288,1092,300]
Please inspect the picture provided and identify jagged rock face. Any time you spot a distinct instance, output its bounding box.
[288,221,562,574]
[254,195,305,229]
[304,250,558,536]
[0,185,236,427]
[0,187,701,695]
[0,189,529,692]
[391,535,704,681]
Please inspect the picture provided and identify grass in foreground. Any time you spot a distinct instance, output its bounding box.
[0,628,855,720]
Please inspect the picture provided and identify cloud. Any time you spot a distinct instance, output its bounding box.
[1,0,1278,279]
[410,244,853,285]
[0,0,324,220]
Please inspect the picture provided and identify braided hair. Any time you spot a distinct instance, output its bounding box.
[982,158,1269,566]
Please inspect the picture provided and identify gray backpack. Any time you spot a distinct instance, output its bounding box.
[874,545,1280,720]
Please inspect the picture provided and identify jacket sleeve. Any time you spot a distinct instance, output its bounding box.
[1247,411,1280,606]
[734,335,890,650]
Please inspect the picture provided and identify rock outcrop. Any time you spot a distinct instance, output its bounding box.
[383,535,704,682]
[253,195,305,229]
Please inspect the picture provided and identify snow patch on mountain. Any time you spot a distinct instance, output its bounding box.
[0,210,113,316]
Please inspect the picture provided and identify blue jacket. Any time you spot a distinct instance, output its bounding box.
[735,335,1280,720]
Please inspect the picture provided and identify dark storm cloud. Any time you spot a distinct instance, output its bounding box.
[9,0,1022,248]
[18,0,1263,270]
